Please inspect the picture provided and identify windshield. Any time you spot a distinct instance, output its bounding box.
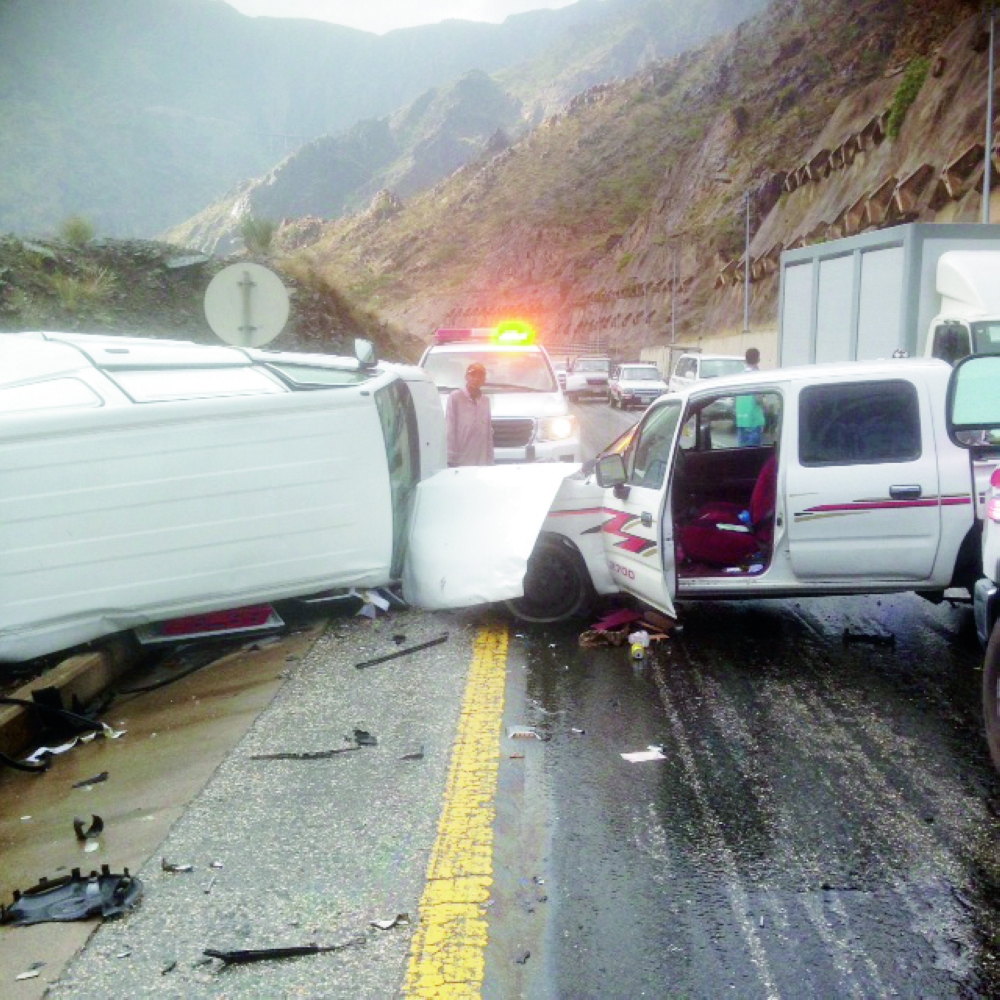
[422,350,556,393]
[700,359,746,379]
[621,367,659,380]
[971,322,1000,355]
[575,358,610,372]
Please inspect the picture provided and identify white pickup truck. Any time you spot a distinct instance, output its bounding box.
[511,358,996,628]
[945,355,1000,769]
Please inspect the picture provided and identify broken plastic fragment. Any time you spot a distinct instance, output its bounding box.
[161,859,193,873]
[204,937,365,965]
[620,745,666,763]
[0,867,141,925]
[507,726,540,740]
[73,815,104,841]
[370,913,410,931]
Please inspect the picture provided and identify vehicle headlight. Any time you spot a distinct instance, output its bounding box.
[538,414,577,442]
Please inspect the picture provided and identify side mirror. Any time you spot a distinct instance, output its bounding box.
[946,355,1000,448]
[355,337,377,368]
[595,453,627,488]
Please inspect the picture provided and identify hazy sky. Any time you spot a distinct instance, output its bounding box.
[221,1,580,35]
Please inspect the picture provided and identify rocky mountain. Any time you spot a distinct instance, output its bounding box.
[164,71,526,254]
[270,0,990,356]
[0,0,763,241]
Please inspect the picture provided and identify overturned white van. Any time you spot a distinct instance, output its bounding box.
[0,332,576,663]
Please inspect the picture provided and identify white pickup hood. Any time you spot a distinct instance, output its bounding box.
[402,463,580,609]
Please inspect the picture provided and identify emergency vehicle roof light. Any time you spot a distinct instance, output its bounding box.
[495,320,536,345]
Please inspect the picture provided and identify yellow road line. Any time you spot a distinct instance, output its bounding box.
[404,622,509,998]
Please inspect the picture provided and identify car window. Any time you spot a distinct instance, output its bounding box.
[623,367,657,380]
[422,350,555,392]
[799,380,921,466]
[575,358,609,372]
[699,359,745,378]
[625,400,682,490]
[0,377,103,412]
[971,321,1000,355]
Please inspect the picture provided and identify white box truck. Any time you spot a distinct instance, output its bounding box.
[778,222,1000,366]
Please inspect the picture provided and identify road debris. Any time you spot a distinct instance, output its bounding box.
[629,630,651,660]
[621,745,666,763]
[507,726,541,740]
[72,772,109,789]
[15,962,44,981]
[355,633,449,669]
[370,913,410,930]
[842,629,896,647]
[161,859,194,873]
[0,866,141,925]
[250,746,362,761]
[400,745,425,761]
[73,815,104,841]
[204,937,366,966]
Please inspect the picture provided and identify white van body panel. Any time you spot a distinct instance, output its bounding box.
[402,463,580,609]
[0,333,497,662]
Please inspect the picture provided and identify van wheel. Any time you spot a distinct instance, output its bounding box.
[983,625,1000,772]
[506,536,592,623]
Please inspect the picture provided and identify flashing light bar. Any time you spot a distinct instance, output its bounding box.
[434,321,538,346]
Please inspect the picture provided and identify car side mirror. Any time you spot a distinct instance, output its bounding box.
[946,355,1000,447]
[355,338,377,368]
[595,453,627,488]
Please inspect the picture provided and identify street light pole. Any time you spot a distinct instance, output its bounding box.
[670,244,677,345]
[743,189,751,333]
[985,0,996,224]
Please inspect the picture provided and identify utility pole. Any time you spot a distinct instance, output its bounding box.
[670,244,677,345]
[743,189,751,333]
[986,0,996,224]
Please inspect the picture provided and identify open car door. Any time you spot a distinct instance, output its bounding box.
[594,399,681,618]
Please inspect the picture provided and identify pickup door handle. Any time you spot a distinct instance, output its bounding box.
[890,485,922,501]
[640,512,653,527]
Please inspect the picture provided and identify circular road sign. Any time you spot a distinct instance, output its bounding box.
[204,262,290,348]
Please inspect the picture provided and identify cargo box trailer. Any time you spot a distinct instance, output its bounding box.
[778,222,1000,367]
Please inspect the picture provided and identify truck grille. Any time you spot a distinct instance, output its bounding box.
[492,417,534,448]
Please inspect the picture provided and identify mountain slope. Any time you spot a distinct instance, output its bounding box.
[282,0,984,351]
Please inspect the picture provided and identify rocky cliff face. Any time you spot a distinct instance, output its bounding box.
[285,0,990,357]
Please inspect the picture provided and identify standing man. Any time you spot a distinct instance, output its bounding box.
[735,347,765,447]
[446,362,494,467]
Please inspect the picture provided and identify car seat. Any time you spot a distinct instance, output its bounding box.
[677,454,777,568]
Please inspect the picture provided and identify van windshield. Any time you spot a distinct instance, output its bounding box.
[575,358,610,372]
[621,367,659,380]
[700,359,746,379]
[423,350,556,393]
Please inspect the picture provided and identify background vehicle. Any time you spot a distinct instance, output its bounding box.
[667,352,745,392]
[945,354,1000,769]
[564,355,611,402]
[779,222,1000,366]
[607,362,668,410]
[512,358,998,628]
[419,325,579,463]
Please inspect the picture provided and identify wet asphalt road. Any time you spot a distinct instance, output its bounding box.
[495,593,1000,999]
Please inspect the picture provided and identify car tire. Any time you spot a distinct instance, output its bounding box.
[506,535,593,623]
[983,623,1000,772]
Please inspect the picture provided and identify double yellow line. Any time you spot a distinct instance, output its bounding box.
[404,622,509,997]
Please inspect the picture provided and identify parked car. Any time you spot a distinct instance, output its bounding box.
[418,325,579,463]
[607,363,668,410]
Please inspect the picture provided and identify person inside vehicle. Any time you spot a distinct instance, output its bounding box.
[446,362,494,467]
